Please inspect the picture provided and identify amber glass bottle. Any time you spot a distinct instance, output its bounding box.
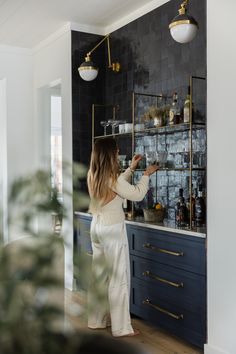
[175,188,188,227]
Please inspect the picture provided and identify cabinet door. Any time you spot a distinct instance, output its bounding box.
[75,216,92,255]
[74,214,92,290]
[127,224,206,275]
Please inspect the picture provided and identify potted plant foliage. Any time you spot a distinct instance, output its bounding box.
[0,165,144,354]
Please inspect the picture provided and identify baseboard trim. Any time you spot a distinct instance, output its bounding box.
[204,344,230,354]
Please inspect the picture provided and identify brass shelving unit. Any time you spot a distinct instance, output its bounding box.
[92,76,206,231]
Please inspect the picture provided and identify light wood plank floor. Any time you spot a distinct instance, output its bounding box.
[65,290,203,354]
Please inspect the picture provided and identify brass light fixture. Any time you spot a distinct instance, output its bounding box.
[78,34,121,81]
[169,0,198,44]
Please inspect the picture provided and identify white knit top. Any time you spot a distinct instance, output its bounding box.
[89,168,149,225]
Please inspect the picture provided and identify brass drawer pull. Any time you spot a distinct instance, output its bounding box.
[143,243,184,257]
[86,251,93,256]
[142,270,184,288]
[143,299,184,320]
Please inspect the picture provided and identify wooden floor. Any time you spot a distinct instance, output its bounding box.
[65,290,203,354]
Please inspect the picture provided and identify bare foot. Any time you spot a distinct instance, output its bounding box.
[118,329,140,337]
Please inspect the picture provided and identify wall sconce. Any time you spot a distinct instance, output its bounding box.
[169,0,198,44]
[78,34,121,81]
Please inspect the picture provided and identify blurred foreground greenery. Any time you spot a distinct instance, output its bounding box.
[0,163,142,354]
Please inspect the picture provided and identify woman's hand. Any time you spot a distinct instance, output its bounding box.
[130,154,142,170]
[143,164,159,176]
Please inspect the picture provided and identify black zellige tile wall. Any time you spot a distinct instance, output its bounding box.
[71,31,105,166]
[105,0,206,121]
[72,0,206,212]
[72,0,206,165]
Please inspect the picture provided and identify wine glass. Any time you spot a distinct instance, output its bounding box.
[108,119,120,135]
[100,120,109,136]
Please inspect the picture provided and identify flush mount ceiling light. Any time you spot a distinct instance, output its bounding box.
[78,34,121,81]
[169,0,198,44]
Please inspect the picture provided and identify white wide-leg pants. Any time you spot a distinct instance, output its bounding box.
[87,216,134,337]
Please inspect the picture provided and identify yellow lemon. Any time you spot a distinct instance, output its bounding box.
[155,203,162,210]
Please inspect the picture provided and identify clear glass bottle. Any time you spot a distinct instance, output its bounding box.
[183,90,191,123]
[169,93,178,125]
[123,199,132,219]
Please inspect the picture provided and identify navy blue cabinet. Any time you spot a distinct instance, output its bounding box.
[74,213,92,290]
[74,213,206,348]
[126,223,206,348]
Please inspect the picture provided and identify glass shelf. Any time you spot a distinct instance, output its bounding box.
[94,132,132,139]
[120,168,206,173]
[94,122,206,139]
[134,167,206,172]
[135,122,205,136]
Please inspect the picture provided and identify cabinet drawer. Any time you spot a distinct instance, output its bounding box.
[131,280,206,348]
[127,225,206,275]
[131,255,205,311]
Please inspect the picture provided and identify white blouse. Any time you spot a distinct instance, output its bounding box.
[89,168,149,225]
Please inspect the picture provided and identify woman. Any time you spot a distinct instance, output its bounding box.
[87,137,158,337]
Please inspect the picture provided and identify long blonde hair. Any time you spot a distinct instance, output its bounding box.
[87,138,120,205]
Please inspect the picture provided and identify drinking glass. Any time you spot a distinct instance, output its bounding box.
[100,121,109,136]
[145,151,158,166]
[157,151,168,168]
[108,119,120,134]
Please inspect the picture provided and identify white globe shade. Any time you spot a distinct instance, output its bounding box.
[170,23,198,44]
[78,68,98,81]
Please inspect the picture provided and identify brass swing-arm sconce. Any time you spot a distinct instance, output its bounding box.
[78,34,121,81]
[169,0,198,44]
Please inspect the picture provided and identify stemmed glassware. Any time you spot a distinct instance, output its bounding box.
[108,119,120,135]
[100,121,110,136]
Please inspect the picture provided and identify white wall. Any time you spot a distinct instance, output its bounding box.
[33,29,73,290]
[206,1,236,353]
[0,78,8,243]
[0,46,34,243]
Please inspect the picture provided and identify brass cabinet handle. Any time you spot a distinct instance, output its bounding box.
[142,270,184,288]
[143,243,184,257]
[143,299,184,320]
[86,251,93,256]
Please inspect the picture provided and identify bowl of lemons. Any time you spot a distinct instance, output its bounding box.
[143,203,165,223]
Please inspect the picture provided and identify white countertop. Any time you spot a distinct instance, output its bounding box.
[75,211,206,239]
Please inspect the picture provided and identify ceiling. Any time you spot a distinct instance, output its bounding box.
[0,0,169,49]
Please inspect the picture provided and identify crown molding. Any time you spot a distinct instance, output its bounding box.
[105,0,169,34]
[70,22,106,36]
[32,0,169,53]
[32,23,71,53]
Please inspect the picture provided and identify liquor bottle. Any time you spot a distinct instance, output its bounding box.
[123,198,128,215]
[186,186,196,226]
[175,188,188,227]
[175,96,181,124]
[183,87,191,123]
[169,93,179,125]
[123,199,133,219]
[195,185,206,227]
